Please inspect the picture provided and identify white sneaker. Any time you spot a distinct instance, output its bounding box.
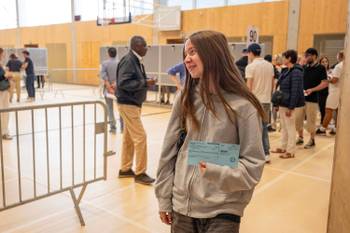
[265,155,271,163]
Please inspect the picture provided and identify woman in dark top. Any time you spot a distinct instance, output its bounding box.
[271,50,305,159]
[318,56,330,125]
[6,53,23,102]
[0,48,13,140]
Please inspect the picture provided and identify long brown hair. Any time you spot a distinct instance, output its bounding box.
[319,55,330,70]
[182,30,265,130]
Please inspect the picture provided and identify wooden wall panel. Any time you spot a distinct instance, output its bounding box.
[159,1,289,55]
[0,28,17,48]
[0,0,349,85]
[298,0,348,53]
[0,21,153,85]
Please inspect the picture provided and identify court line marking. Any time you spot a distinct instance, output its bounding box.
[1,165,156,233]
[2,209,72,233]
[1,178,156,233]
[265,166,331,183]
[2,145,333,232]
[2,112,334,232]
[254,143,334,195]
[80,199,162,233]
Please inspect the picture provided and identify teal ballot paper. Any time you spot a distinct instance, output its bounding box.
[188,141,240,168]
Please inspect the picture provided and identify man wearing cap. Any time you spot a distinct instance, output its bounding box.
[245,43,275,163]
[296,48,328,148]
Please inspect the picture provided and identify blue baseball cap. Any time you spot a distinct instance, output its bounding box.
[247,43,261,54]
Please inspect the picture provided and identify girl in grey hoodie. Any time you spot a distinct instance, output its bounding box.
[155,30,266,233]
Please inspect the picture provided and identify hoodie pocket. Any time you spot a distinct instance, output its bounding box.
[195,174,245,204]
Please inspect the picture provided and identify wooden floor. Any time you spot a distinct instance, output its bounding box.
[0,84,335,233]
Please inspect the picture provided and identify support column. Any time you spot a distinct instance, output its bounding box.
[286,0,301,50]
[327,0,350,232]
[15,0,21,48]
[70,0,77,83]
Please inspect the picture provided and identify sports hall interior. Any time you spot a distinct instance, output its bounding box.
[0,0,349,232]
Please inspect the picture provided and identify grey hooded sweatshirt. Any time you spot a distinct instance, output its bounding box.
[155,87,265,218]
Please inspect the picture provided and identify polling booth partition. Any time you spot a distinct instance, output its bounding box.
[3,48,50,98]
[3,48,48,77]
[99,43,265,104]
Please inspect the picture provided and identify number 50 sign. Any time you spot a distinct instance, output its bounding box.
[247,26,259,45]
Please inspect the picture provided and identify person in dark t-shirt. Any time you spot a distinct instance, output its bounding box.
[6,53,22,102]
[295,48,328,149]
[22,50,35,101]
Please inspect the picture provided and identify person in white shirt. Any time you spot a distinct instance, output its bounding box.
[245,43,275,163]
[316,51,344,135]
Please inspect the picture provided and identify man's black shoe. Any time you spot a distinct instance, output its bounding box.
[118,169,135,178]
[316,128,326,135]
[135,173,155,185]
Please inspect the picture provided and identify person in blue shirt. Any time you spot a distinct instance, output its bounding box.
[22,50,36,101]
[167,63,186,91]
[159,63,186,105]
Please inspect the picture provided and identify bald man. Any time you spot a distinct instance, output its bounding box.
[116,36,157,185]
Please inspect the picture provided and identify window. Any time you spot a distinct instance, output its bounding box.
[97,0,154,20]
[18,0,71,27]
[228,0,277,6]
[167,0,193,10]
[314,34,345,65]
[0,0,17,29]
[130,0,154,15]
[75,0,99,21]
[196,0,225,9]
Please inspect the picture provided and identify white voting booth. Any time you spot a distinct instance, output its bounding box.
[99,42,265,104]
[3,48,48,76]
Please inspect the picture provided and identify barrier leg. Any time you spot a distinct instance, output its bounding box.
[69,184,87,226]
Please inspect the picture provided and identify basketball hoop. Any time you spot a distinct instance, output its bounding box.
[96,12,132,26]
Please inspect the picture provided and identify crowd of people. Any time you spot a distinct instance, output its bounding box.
[99,31,343,233]
[234,45,343,160]
[0,48,39,140]
[0,29,344,232]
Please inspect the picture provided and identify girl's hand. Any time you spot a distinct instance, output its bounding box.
[159,211,172,225]
[199,161,207,175]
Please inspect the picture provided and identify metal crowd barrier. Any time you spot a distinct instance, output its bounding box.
[0,100,108,226]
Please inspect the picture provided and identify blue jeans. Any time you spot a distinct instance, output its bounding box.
[105,97,124,131]
[262,103,271,156]
[262,122,270,155]
[25,74,35,98]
